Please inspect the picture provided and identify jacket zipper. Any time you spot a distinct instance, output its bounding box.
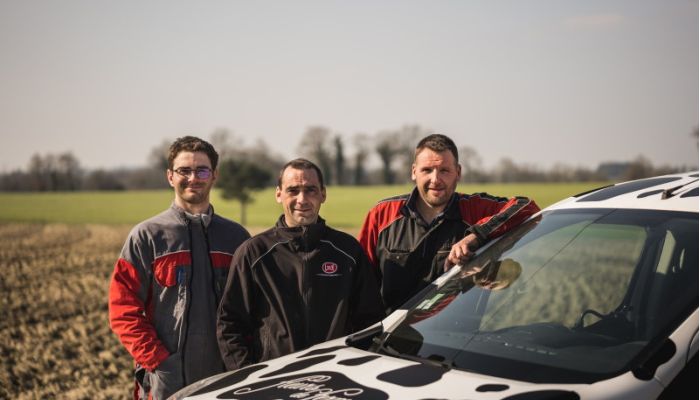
[180,219,193,386]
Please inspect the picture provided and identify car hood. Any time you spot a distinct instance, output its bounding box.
[172,337,662,400]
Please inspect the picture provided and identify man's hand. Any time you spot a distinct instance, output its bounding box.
[444,233,480,271]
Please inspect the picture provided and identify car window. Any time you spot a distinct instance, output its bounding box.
[381,209,698,384]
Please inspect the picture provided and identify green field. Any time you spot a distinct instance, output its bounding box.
[0,182,608,228]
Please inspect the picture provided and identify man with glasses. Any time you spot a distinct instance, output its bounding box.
[109,136,250,400]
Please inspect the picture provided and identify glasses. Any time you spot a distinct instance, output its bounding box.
[173,167,213,180]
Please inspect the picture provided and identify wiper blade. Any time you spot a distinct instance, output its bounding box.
[662,179,699,199]
[372,337,453,370]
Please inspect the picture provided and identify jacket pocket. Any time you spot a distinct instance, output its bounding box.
[153,252,191,287]
[146,353,183,400]
[154,260,181,287]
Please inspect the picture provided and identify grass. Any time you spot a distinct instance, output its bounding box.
[0,182,608,228]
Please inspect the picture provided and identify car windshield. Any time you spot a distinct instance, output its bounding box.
[380,208,698,384]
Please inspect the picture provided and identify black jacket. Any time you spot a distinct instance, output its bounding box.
[217,216,385,371]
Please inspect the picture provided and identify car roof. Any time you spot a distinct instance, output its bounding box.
[546,171,699,213]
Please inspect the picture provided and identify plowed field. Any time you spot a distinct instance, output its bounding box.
[1,223,133,399]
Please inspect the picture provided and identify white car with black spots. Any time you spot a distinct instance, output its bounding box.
[173,171,698,400]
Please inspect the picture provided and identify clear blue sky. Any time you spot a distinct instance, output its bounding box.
[1,0,697,172]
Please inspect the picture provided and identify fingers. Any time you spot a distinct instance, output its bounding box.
[444,234,480,271]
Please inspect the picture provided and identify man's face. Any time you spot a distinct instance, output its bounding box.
[167,151,217,210]
[412,148,461,210]
[276,167,326,227]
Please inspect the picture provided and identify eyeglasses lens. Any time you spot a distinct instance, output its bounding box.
[175,168,212,180]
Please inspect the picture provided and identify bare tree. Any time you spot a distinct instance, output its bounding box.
[149,139,172,170]
[375,131,402,184]
[396,125,424,183]
[298,126,334,185]
[351,133,370,185]
[27,152,82,191]
[333,135,347,185]
[459,146,483,183]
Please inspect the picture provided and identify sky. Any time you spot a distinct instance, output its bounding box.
[0,0,698,173]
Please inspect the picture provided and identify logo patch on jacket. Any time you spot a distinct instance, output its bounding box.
[320,262,339,276]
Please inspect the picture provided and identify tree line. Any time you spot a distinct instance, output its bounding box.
[1,125,696,192]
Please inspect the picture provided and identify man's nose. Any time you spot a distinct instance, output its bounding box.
[429,169,440,181]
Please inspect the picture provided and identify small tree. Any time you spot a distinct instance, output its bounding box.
[218,159,272,226]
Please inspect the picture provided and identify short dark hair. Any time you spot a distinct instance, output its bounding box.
[167,136,219,170]
[277,158,325,189]
[415,134,459,163]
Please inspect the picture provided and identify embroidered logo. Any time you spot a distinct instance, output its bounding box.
[321,262,339,274]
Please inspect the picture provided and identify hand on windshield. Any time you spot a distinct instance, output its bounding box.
[445,233,480,271]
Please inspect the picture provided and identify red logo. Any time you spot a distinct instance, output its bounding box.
[321,262,338,274]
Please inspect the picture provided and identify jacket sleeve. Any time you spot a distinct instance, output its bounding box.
[461,194,540,244]
[108,233,170,371]
[217,243,257,371]
[349,246,386,331]
[357,207,380,269]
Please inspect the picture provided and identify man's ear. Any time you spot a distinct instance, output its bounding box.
[275,186,282,204]
[321,187,327,204]
[166,170,175,188]
[411,163,417,181]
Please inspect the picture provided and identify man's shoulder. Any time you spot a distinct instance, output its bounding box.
[323,226,361,246]
[367,193,409,216]
[235,227,279,254]
[456,192,510,203]
[211,213,250,236]
[374,193,409,207]
[129,208,180,236]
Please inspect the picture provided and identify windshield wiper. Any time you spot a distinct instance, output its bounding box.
[371,337,454,370]
[662,179,698,199]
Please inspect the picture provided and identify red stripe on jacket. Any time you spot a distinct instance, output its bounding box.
[210,251,234,269]
[358,199,405,268]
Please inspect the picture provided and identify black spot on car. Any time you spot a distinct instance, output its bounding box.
[502,390,580,400]
[186,364,267,396]
[376,364,448,387]
[259,355,336,378]
[476,384,509,392]
[216,371,389,399]
[297,345,347,358]
[338,355,381,366]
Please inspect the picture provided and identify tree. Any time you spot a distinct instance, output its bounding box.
[396,125,424,183]
[459,146,483,183]
[298,126,333,185]
[351,133,370,185]
[333,135,346,185]
[218,158,272,226]
[149,139,172,170]
[26,152,82,191]
[375,131,401,184]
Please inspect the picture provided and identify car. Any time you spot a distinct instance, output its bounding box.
[172,171,698,400]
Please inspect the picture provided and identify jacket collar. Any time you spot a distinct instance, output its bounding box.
[170,202,214,227]
[274,215,326,251]
[403,187,462,225]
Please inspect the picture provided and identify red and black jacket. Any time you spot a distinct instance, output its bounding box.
[108,204,250,398]
[358,188,539,312]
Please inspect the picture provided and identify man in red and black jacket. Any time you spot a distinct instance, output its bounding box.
[358,134,540,313]
[109,137,250,400]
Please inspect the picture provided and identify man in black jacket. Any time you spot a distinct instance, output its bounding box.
[217,158,385,370]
